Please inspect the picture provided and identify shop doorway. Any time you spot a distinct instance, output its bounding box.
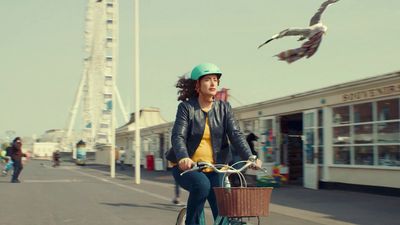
[280,113,303,185]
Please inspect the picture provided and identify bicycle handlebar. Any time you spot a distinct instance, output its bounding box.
[180,155,268,176]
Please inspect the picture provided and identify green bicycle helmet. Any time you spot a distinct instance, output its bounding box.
[190,63,222,80]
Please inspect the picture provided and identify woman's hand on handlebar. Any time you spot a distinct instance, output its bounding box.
[178,157,194,171]
[248,155,262,169]
[254,158,262,169]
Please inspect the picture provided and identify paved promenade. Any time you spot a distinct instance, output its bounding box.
[0,160,398,225]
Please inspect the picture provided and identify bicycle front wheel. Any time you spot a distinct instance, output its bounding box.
[175,207,186,225]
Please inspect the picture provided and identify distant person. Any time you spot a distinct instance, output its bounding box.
[172,181,182,205]
[118,151,125,171]
[52,150,61,167]
[246,132,259,157]
[1,147,13,176]
[9,137,27,183]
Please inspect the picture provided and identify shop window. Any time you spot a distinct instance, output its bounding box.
[333,126,350,144]
[354,146,374,165]
[318,109,323,127]
[377,122,400,143]
[304,129,314,163]
[260,119,276,163]
[354,124,373,144]
[243,120,255,133]
[333,147,350,164]
[317,109,323,164]
[333,106,350,125]
[304,113,314,127]
[378,145,400,166]
[318,128,323,145]
[377,98,399,121]
[332,98,400,167]
[261,130,275,163]
[353,103,372,123]
[318,146,323,164]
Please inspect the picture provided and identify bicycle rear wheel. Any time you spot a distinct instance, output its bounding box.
[176,207,186,225]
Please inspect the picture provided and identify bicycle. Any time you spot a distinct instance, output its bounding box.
[175,156,272,225]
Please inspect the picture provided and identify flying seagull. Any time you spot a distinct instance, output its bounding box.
[258,0,339,63]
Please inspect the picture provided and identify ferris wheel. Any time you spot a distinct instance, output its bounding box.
[62,0,128,152]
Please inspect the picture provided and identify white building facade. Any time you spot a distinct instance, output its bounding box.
[32,142,59,159]
[112,108,168,167]
[233,72,400,191]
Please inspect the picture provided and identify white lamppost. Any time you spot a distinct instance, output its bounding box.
[134,0,141,184]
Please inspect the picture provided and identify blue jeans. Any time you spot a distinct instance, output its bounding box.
[172,166,222,225]
[11,160,23,182]
[174,181,180,198]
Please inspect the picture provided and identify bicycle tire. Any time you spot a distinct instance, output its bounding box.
[176,207,186,225]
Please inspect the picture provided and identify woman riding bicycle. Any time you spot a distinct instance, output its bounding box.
[166,63,262,225]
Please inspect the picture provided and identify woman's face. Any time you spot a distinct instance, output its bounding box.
[197,74,219,97]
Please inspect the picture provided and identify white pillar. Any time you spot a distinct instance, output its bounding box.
[134,0,141,184]
[322,106,332,182]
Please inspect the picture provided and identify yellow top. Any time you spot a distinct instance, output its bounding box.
[174,110,214,171]
[191,116,214,164]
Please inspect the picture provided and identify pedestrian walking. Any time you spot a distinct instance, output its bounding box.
[118,151,126,171]
[9,137,26,183]
[52,150,61,167]
[172,181,182,205]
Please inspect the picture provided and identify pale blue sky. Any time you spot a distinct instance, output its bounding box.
[1,0,399,138]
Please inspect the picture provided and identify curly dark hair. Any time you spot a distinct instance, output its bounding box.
[12,137,21,143]
[176,75,197,101]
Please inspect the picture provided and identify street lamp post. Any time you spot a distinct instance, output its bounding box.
[134,0,141,184]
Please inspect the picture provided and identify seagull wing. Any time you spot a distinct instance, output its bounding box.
[275,47,307,64]
[275,31,324,63]
[278,27,312,37]
[258,27,312,49]
[258,28,311,49]
[309,0,339,26]
[257,39,274,49]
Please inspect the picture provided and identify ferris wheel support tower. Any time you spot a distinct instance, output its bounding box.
[62,0,128,160]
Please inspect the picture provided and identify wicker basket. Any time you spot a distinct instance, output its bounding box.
[213,187,272,217]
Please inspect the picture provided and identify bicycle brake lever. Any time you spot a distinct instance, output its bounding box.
[180,168,194,176]
[180,162,207,176]
[196,162,208,167]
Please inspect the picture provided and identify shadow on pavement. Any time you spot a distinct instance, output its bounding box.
[100,202,180,212]
[84,163,175,185]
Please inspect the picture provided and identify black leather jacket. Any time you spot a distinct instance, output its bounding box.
[168,98,253,164]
